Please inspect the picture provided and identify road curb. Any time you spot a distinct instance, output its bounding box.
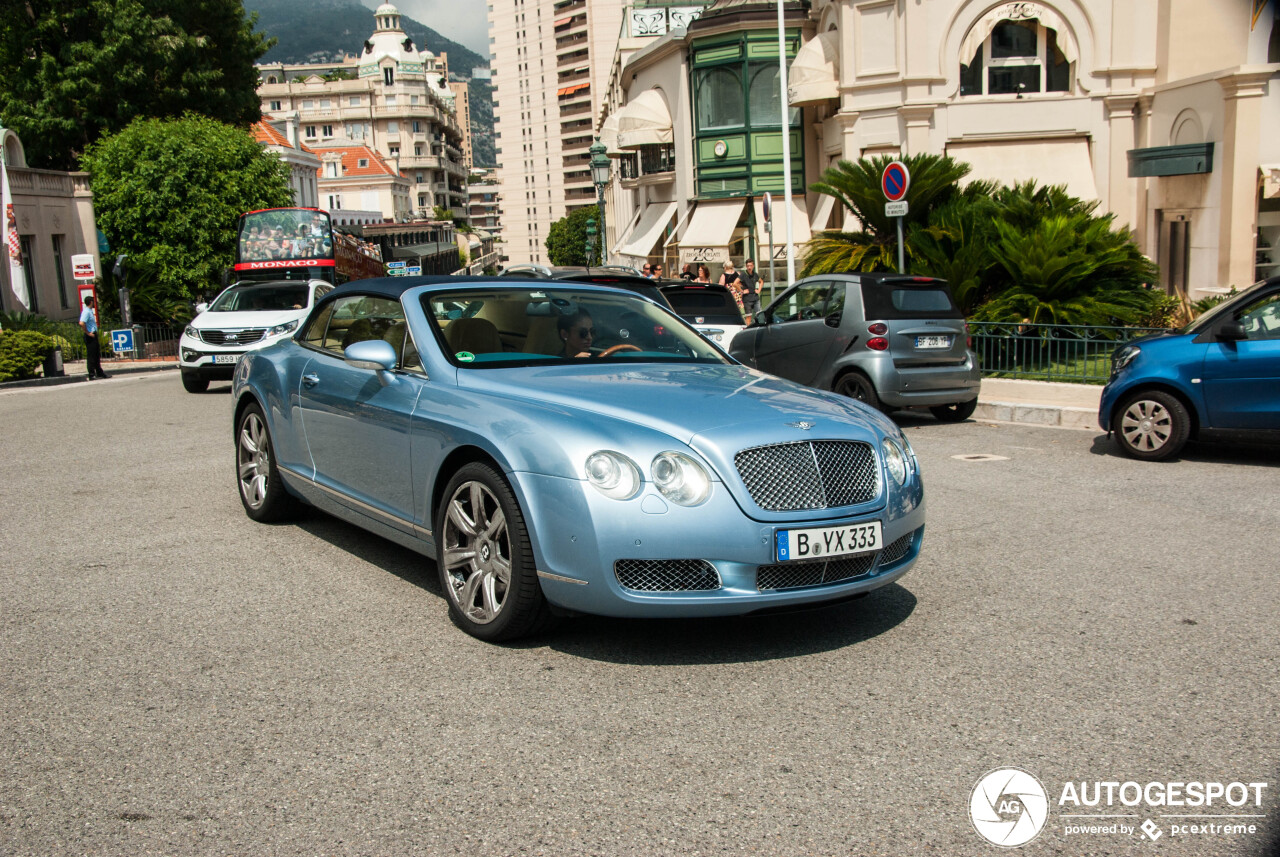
[975,400,1100,431]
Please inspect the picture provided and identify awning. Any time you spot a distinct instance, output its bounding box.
[392,242,454,258]
[754,196,811,260]
[960,6,1077,65]
[616,90,673,149]
[610,205,643,254]
[788,31,840,106]
[599,113,623,156]
[617,200,678,259]
[947,137,1097,200]
[557,82,589,97]
[676,199,746,265]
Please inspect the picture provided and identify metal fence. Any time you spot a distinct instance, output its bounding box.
[970,321,1173,384]
[103,322,182,359]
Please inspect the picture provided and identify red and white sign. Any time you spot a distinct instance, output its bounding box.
[71,253,97,281]
[234,258,336,271]
[881,161,911,203]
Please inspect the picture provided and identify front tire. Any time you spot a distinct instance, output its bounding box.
[1113,390,1190,461]
[436,462,554,642]
[181,371,209,393]
[835,372,883,412]
[236,402,299,522]
[930,399,978,422]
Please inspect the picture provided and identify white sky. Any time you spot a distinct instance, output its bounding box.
[359,0,490,58]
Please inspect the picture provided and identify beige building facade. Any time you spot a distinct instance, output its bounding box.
[1,129,100,321]
[601,0,1280,299]
[256,4,470,220]
[486,0,635,263]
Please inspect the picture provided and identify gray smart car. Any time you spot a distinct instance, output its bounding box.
[729,272,981,420]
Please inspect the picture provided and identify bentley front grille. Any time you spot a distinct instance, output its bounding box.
[735,441,878,511]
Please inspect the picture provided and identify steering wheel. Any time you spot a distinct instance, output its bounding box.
[596,343,642,358]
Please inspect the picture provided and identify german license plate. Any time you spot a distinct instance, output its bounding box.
[213,354,241,365]
[915,335,952,349]
[776,521,882,562]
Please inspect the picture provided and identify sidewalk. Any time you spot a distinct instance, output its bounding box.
[0,357,178,390]
[975,377,1103,431]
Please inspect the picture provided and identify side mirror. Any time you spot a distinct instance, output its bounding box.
[824,312,842,328]
[753,310,770,326]
[195,302,209,315]
[344,339,398,383]
[1218,320,1247,342]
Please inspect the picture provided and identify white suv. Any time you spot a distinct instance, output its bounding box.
[179,280,332,392]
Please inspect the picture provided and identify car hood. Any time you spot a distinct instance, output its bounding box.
[191,308,306,329]
[456,362,888,447]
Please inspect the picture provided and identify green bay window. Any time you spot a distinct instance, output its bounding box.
[690,30,803,199]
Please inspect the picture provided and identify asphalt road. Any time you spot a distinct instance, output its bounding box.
[1,373,1277,857]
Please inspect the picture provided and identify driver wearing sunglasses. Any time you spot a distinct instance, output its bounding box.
[557,309,596,358]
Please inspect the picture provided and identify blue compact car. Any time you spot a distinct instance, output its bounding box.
[232,276,925,641]
[1100,278,1280,460]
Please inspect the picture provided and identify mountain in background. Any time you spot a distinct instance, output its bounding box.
[244,0,494,167]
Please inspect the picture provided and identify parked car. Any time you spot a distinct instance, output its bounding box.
[659,282,747,348]
[232,276,925,642]
[729,272,982,420]
[498,265,670,307]
[179,279,333,393]
[1100,278,1280,460]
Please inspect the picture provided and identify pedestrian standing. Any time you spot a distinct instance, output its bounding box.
[79,295,110,379]
[718,261,746,319]
[739,259,762,318]
[680,263,695,281]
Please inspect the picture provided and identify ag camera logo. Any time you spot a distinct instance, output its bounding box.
[970,767,1050,847]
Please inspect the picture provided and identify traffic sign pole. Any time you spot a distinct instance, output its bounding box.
[881,161,911,274]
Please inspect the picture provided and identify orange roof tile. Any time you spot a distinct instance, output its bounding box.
[311,145,402,178]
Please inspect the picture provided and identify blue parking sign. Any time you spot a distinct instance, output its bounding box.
[110,328,135,353]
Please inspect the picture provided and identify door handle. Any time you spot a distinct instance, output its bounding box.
[302,373,320,388]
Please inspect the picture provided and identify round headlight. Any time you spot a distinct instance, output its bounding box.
[584,451,641,500]
[881,438,908,486]
[899,431,917,469]
[650,451,711,506]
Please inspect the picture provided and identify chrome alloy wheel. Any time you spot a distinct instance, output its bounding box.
[238,411,271,509]
[1119,398,1173,453]
[442,481,511,625]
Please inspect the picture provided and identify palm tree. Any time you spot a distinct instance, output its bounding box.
[907,188,1000,313]
[800,153,978,276]
[974,213,1159,326]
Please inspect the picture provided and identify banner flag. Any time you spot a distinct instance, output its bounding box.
[1,150,30,311]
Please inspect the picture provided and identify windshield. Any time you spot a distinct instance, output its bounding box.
[210,284,310,312]
[1182,281,1269,334]
[238,209,333,263]
[424,287,732,367]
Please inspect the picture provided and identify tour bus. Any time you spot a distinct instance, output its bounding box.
[232,207,385,284]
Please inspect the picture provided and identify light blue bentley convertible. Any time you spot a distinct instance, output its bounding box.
[232,276,925,641]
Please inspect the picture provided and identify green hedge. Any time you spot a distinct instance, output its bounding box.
[0,330,56,382]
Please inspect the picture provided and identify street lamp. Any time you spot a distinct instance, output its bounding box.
[589,138,610,266]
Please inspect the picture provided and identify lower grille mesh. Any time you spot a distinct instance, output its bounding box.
[757,553,876,591]
[879,531,914,566]
[615,559,721,592]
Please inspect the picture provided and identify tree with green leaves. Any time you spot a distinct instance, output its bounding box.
[81,115,293,307]
[0,0,272,171]
[545,207,601,266]
[802,153,980,276]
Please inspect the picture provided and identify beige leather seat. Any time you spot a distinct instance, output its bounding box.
[382,322,406,364]
[445,317,503,355]
[523,316,563,355]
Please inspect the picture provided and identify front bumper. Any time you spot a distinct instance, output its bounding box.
[514,470,925,618]
[179,333,277,377]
